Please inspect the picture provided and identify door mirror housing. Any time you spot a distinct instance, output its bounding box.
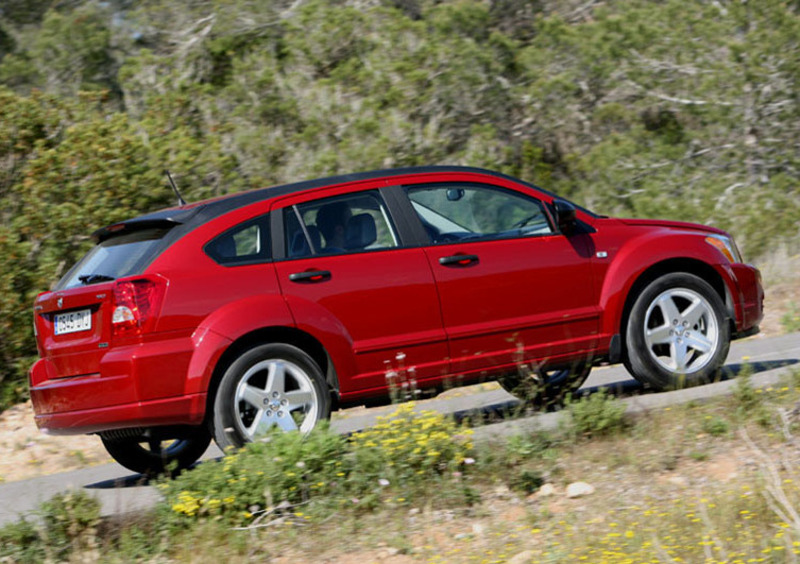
[553,199,577,234]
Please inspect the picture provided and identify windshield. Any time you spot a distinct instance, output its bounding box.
[58,227,171,290]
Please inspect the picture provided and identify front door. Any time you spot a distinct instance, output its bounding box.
[403,182,599,379]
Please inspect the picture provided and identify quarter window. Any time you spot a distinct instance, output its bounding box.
[407,184,554,244]
[285,191,398,258]
[205,215,271,265]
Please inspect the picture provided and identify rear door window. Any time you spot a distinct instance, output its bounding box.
[285,191,398,258]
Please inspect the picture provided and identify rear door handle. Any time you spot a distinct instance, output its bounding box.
[289,270,331,283]
[439,254,479,266]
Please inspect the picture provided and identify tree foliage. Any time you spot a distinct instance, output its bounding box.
[0,0,799,406]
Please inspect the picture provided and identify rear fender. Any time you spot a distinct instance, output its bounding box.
[187,295,357,396]
[183,295,294,395]
[279,294,358,390]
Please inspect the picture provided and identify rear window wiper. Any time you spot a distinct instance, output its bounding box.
[78,273,115,285]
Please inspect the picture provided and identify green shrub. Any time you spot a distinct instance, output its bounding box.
[348,403,474,490]
[701,415,730,437]
[160,422,348,526]
[160,404,476,526]
[732,365,771,427]
[781,302,800,333]
[0,490,100,563]
[564,389,628,439]
[733,364,759,407]
[0,518,45,563]
[39,490,101,558]
[504,432,557,466]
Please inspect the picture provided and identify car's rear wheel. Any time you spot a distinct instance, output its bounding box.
[625,272,730,390]
[498,361,592,409]
[100,426,211,477]
[212,343,331,450]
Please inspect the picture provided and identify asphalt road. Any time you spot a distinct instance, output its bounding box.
[1,332,798,525]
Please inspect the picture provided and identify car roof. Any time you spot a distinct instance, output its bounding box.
[92,165,594,244]
[142,166,563,223]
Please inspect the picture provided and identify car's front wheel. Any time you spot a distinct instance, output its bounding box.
[212,343,331,450]
[625,272,730,390]
[100,426,211,477]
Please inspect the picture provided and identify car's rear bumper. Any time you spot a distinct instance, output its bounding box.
[31,387,207,435]
[29,332,215,435]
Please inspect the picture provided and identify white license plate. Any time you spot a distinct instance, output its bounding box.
[54,309,92,335]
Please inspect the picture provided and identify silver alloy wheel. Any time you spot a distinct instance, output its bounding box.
[643,287,719,374]
[233,358,319,440]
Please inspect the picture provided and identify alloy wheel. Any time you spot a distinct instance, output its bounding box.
[643,288,719,374]
[233,358,319,439]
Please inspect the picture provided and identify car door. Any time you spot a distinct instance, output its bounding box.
[271,186,449,397]
[400,181,600,378]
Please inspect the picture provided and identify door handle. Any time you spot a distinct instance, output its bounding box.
[439,254,479,266]
[289,270,331,283]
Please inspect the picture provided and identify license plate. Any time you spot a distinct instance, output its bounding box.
[54,309,92,335]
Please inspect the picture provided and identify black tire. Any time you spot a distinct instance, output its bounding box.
[498,360,592,409]
[625,272,730,391]
[212,343,331,451]
[101,426,211,477]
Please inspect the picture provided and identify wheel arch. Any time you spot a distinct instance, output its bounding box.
[617,258,732,362]
[204,326,339,422]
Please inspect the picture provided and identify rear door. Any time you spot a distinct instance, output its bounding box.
[401,182,599,378]
[271,186,449,395]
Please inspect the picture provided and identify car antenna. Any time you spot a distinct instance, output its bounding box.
[165,170,187,206]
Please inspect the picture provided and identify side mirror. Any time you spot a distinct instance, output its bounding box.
[553,199,577,234]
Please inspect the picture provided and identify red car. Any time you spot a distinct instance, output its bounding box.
[29,167,763,474]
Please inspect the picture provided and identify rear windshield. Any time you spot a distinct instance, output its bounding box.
[57,227,171,290]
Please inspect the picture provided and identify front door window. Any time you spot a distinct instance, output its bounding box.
[407,184,554,244]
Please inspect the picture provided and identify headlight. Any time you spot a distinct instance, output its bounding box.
[705,234,742,263]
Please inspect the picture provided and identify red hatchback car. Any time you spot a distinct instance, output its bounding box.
[29,167,763,474]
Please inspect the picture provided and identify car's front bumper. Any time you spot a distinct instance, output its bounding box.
[728,263,764,336]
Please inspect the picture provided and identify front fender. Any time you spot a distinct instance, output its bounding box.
[598,230,730,338]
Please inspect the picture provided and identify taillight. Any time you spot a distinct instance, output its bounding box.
[111,277,166,337]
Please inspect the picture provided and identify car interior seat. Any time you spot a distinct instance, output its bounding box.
[345,213,377,250]
[289,225,322,257]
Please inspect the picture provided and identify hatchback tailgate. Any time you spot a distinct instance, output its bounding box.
[33,283,114,381]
